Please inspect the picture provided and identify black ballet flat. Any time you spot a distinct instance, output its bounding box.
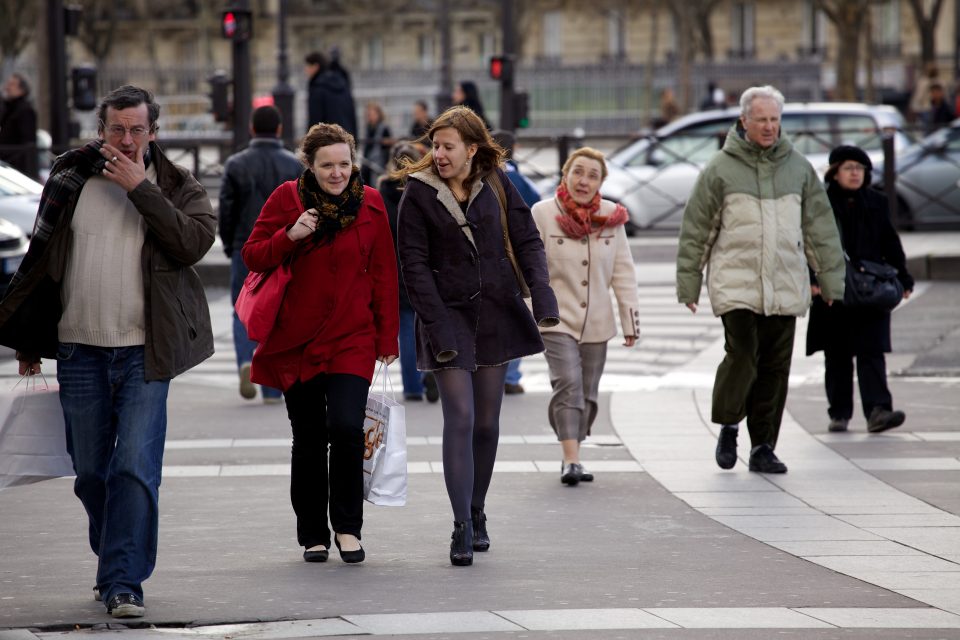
[303,547,329,563]
[334,535,365,564]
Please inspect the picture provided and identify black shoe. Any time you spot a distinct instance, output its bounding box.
[423,373,439,403]
[504,382,525,395]
[334,535,365,564]
[579,466,594,482]
[106,592,145,618]
[748,444,788,474]
[561,462,582,486]
[715,425,738,469]
[303,546,329,562]
[450,521,474,566]
[828,417,850,432]
[867,407,905,433]
[471,507,490,552]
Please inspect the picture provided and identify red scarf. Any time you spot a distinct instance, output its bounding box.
[555,181,628,239]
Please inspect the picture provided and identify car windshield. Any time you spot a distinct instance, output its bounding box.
[0,164,43,197]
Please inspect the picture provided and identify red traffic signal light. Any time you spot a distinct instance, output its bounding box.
[221,10,252,41]
[489,57,504,80]
[489,55,513,84]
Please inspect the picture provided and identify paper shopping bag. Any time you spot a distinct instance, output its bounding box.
[0,380,74,490]
[362,373,407,506]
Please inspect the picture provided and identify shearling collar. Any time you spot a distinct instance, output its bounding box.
[410,169,484,250]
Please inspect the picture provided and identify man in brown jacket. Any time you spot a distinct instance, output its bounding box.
[0,86,215,619]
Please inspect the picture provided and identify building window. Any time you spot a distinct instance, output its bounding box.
[607,9,626,62]
[542,11,563,62]
[418,33,434,70]
[366,35,384,70]
[479,32,495,66]
[729,2,755,59]
[873,0,901,58]
[798,0,826,58]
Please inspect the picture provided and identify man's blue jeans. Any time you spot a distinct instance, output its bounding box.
[56,343,170,605]
[231,251,281,399]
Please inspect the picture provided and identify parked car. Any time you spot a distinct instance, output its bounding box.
[874,119,960,228]
[0,160,42,238]
[541,103,911,231]
[0,216,29,294]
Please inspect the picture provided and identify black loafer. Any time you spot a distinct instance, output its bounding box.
[715,425,738,469]
[303,546,329,562]
[748,444,788,474]
[561,462,583,486]
[867,408,905,433]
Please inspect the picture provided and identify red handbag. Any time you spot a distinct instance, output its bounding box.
[235,182,302,343]
[235,261,294,343]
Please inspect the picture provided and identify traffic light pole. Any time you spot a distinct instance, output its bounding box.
[47,0,70,147]
[498,0,516,133]
[230,0,252,151]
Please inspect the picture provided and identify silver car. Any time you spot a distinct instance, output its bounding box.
[0,216,29,294]
[0,160,42,239]
[575,103,910,231]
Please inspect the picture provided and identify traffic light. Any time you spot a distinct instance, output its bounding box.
[209,72,231,123]
[71,66,97,111]
[221,9,253,41]
[64,4,82,37]
[488,55,514,85]
[514,91,530,129]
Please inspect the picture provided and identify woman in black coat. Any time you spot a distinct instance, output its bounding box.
[806,145,914,434]
[395,106,558,566]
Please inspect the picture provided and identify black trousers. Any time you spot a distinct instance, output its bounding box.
[284,373,370,549]
[823,349,892,420]
[712,310,796,449]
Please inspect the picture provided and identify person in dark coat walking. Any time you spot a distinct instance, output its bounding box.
[452,80,491,129]
[304,51,357,138]
[0,73,38,178]
[395,106,559,566]
[806,145,914,434]
[220,105,302,404]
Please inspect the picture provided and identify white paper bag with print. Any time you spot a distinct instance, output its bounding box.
[362,365,407,506]
[0,377,74,490]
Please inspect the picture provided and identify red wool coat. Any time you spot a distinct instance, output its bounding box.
[242,181,399,391]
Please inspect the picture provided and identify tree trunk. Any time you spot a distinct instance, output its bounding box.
[906,0,945,68]
[816,0,870,101]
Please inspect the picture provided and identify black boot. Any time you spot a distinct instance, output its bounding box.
[450,521,474,566]
[471,507,490,552]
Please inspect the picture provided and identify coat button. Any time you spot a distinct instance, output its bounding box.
[580,302,587,308]
[557,238,564,244]
[581,260,588,266]
[581,280,588,286]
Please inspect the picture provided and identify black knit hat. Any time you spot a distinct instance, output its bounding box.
[825,144,872,188]
[828,145,872,169]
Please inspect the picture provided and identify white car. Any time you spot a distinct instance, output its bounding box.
[0,216,29,294]
[0,160,42,239]
[547,103,911,231]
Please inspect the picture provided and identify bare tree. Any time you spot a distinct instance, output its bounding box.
[905,0,945,68]
[692,0,723,62]
[816,0,871,100]
[75,0,119,70]
[0,0,37,77]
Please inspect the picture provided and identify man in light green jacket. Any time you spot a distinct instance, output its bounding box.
[676,85,844,474]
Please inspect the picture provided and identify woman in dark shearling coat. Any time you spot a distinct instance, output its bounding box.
[396,106,558,567]
[806,145,914,434]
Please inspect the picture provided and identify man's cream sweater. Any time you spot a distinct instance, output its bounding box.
[58,165,157,347]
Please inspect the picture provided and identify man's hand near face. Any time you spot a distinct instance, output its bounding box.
[100,143,147,193]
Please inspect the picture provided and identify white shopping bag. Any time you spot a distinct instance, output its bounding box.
[362,365,407,506]
[0,376,74,490]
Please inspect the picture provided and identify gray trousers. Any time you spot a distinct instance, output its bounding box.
[542,332,607,442]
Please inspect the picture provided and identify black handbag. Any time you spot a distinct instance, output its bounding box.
[843,254,904,310]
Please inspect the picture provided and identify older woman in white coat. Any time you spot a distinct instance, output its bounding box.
[532,147,640,486]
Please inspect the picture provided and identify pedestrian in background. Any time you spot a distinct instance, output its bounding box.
[806,145,914,434]
[532,147,639,485]
[654,87,681,127]
[491,129,542,395]
[922,82,955,134]
[361,101,393,186]
[378,139,438,403]
[0,72,38,178]
[452,80,491,129]
[242,123,399,565]
[395,106,558,566]
[304,51,357,138]
[0,85,216,619]
[676,85,844,475]
[410,99,432,139]
[219,105,302,404]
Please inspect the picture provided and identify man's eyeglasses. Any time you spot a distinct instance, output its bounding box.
[101,122,154,139]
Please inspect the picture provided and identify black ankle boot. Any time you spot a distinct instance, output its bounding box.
[471,507,490,552]
[450,521,474,566]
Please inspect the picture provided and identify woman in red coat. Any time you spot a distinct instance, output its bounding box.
[242,123,399,564]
